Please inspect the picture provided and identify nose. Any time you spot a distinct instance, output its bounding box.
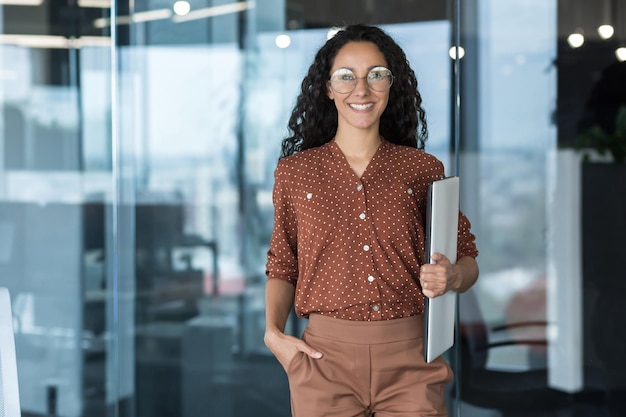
[352,76,371,96]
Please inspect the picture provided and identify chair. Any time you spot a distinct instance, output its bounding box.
[0,287,21,417]
[457,289,574,416]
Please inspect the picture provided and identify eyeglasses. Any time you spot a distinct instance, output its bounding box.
[329,66,394,94]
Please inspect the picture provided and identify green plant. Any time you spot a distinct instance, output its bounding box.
[575,105,626,164]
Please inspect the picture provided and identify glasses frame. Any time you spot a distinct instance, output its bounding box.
[328,66,394,94]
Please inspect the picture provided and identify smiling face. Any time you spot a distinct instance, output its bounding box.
[327,41,390,135]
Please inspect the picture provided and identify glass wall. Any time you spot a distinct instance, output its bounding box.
[457,1,626,417]
[1,0,625,416]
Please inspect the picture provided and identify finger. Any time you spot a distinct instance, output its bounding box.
[421,267,444,279]
[296,340,323,359]
[422,276,447,294]
[426,289,446,298]
[423,286,447,298]
[420,264,438,275]
[431,252,450,264]
[420,279,439,295]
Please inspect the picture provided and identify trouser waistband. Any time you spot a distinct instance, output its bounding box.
[306,314,423,344]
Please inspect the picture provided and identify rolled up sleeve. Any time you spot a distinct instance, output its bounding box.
[457,212,479,259]
[266,161,299,285]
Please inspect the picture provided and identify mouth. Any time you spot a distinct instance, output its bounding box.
[349,103,374,111]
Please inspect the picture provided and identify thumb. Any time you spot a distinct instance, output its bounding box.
[298,342,323,359]
[431,252,448,264]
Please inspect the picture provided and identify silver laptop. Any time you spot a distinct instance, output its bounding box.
[423,176,459,363]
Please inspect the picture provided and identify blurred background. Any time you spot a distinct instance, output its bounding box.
[1,0,625,416]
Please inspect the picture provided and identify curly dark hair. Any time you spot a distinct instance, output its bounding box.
[280,24,428,158]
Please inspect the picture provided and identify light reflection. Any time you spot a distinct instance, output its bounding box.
[327,26,342,40]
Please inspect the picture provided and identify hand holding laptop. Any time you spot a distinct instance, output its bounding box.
[419,252,460,298]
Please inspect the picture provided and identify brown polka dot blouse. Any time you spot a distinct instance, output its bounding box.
[266,139,478,321]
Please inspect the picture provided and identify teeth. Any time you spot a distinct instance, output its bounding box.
[350,103,373,110]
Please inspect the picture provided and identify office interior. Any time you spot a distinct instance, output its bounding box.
[1,0,625,416]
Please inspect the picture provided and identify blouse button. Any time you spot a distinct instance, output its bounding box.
[359,213,366,220]
[367,275,375,283]
[407,188,413,195]
[357,185,363,191]
[306,193,313,199]
[372,305,380,312]
[363,245,370,251]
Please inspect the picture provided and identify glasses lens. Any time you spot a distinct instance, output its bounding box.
[367,66,393,92]
[329,67,394,94]
[330,68,356,94]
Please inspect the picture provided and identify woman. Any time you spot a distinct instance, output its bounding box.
[265,24,479,417]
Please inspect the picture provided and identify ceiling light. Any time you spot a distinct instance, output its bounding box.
[0,34,69,48]
[567,33,584,48]
[172,1,254,23]
[94,8,171,28]
[77,0,110,8]
[173,1,190,16]
[275,34,291,49]
[133,9,171,23]
[0,34,111,49]
[449,46,465,59]
[597,24,614,39]
[77,36,112,47]
[616,47,626,62]
[0,0,43,5]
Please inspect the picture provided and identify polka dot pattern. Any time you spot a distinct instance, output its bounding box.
[266,139,478,321]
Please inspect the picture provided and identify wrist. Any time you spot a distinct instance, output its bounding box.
[264,325,284,341]
[453,264,464,291]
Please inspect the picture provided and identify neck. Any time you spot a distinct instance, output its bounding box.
[334,127,381,158]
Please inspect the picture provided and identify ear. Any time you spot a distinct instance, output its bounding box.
[327,83,335,101]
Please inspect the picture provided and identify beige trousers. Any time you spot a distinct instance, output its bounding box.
[286,314,453,417]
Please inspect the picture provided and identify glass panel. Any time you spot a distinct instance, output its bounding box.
[0,3,113,417]
[457,0,626,416]
[456,0,558,414]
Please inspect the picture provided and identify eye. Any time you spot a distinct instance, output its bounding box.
[331,68,355,82]
[368,67,391,80]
